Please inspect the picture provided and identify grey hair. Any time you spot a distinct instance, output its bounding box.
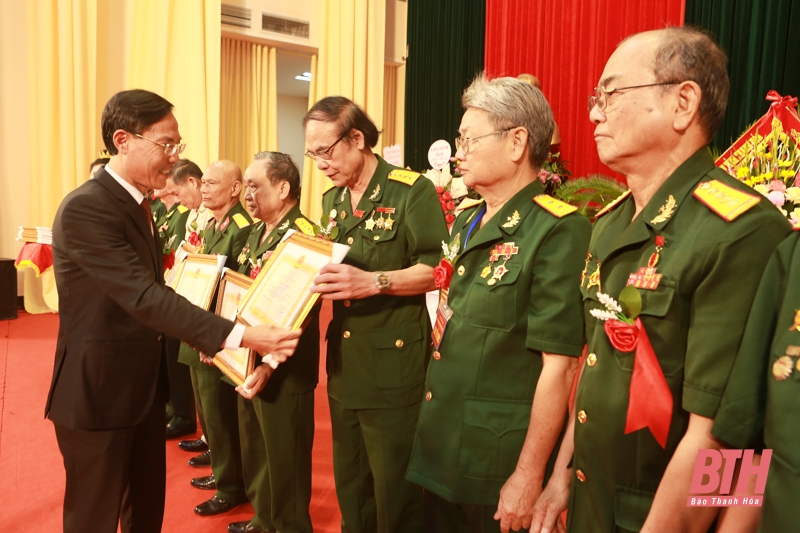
[251,151,301,200]
[648,26,729,141]
[461,74,554,169]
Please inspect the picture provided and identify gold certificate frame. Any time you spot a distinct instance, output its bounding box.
[237,232,334,330]
[173,253,222,311]
[165,242,197,288]
[213,270,255,386]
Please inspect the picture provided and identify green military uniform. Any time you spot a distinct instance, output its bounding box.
[568,149,791,532]
[150,196,166,225]
[406,180,590,522]
[156,203,195,426]
[178,202,252,504]
[322,155,448,533]
[234,204,320,533]
[712,227,800,532]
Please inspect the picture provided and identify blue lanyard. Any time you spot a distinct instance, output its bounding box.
[462,204,486,250]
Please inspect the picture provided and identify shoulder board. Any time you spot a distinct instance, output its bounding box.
[322,180,336,195]
[693,180,760,221]
[456,198,484,212]
[595,190,631,218]
[294,217,316,236]
[388,169,420,186]
[232,212,251,229]
[176,205,189,214]
[533,194,577,218]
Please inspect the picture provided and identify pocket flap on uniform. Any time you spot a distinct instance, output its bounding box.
[614,486,655,531]
[638,285,675,318]
[370,320,423,349]
[463,397,530,437]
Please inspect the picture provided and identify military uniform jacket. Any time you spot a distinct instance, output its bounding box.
[322,155,449,409]
[406,179,591,505]
[178,202,253,368]
[568,149,792,532]
[236,204,320,399]
[155,203,190,251]
[712,229,800,532]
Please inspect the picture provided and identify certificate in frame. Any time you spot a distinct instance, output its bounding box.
[213,270,255,386]
[165,242,197,288]
[237,232,335,330]
[172,253,223,311]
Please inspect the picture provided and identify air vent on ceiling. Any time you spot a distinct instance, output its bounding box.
[262,13,310,39]
[221,4,251,29]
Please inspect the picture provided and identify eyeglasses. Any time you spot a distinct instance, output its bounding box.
[132,133,186,156]
[305,134,346,161]
[455,128,514,155]
[588,82,681,112]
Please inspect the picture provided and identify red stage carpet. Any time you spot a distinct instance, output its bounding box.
[0,306,341,532]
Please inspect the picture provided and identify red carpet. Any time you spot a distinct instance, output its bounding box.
[0,305,341,532]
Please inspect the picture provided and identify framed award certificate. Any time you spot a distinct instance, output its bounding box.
[165,242,197,289]
[172,253,225,311]
[213,270,255,385]
[237,232,342,330]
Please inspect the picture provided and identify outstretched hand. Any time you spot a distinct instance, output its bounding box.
[242,325,301,362]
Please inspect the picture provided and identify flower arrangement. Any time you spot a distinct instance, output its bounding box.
[433,235,461,290]
[716,92,800,222]
[158,223,177,271]
[187,220,205,251]
[312,210,340,241]
[537,152,571,195]
[422,160,470,227]
[554,174,628,219]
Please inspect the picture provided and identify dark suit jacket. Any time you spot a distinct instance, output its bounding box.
[45,169,235,431]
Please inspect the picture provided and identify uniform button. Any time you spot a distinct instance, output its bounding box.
[343,331,351,339]
[576,469,586,482]
[577,410,587,424]
[373,235,380,241]
[432,351,441,360]
[343,299,351,307]
[457,265,465,276]
[425,391,432,401]
[587,353,597,367]
[157,335,163,342]
[347,236,354,245]
[395,339,404,348]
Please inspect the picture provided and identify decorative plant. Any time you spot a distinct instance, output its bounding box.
[554,175,628,219]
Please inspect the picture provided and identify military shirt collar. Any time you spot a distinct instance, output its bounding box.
[333,154,390,234]
[255,203,302,256]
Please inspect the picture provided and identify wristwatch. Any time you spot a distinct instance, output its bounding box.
[375,271,391,291]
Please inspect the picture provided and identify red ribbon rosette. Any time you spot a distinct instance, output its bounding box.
[187,231,201,247]
[163,250,175,272]
[604,317,673,449]
[433,259,454,289]
[250,266,261,280]
[766,90,798,110]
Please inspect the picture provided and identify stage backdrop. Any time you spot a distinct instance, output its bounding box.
[484,0,685,183]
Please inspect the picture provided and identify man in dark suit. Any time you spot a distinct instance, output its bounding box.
[46,89,300,533]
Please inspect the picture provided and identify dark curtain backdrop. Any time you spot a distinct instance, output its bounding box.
[404,0,486,172]
[484,0,685,182]
[685,0,800,152]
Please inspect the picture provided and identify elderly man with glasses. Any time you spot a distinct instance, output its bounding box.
[529,27,792,533]
[304,96,449,533]
[406,74,590,533]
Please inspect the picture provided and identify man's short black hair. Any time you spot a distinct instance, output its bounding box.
[101,89,174,155]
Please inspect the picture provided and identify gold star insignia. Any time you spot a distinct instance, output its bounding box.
[384,216,395,230]
[365,217,376,231]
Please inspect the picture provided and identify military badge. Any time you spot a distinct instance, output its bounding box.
[773,356,794,380]
[237,243,251,265]
[502,210,520,228]
[627,236,665,290]
[650,195,677,224]
[789,310,800,331]
[369,184,381,200]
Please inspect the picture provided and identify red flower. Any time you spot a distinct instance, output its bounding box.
[436,187,444,194]
[188,231,201,247]
[446,201,455,211]
[433,259,454,289]
[250,266,261,280]
[604,319,639,352]
[442,191,452,201]
[163,250,175,272]
[445,213,455,225]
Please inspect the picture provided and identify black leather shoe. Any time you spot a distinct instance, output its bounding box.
[194,495,243,516]
[179,437,208,452]
[166,415,196,439]
[228,520,271,533]
[188,449,211,467]
[191,474,216,490]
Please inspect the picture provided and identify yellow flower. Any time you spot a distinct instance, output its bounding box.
[736,166,750,179]
[780,169,797,179]
[778,159,794,167]
[785,187,800,203]
[753,184,769,196]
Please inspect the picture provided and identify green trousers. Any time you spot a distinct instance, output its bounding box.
[328,397,424,533]
[423,490,529,533]
[239,390,315,533]
[190,365,245,502]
